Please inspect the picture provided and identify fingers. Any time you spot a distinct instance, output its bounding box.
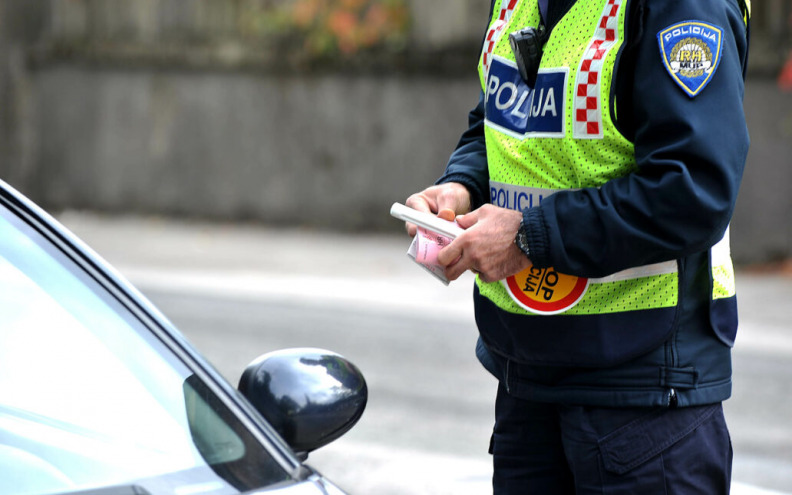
[437,238,463,269]
[436,210,479,280]
[404,183,470,237]
[437,208,456,222]
[438,241,481,282]
[434,183,472,215]
[437,205,528,282]
[404,195,433,238]
[405,183,472,216]
[444,256,470,282]
[453,210,479,229]
[405,192,436,214]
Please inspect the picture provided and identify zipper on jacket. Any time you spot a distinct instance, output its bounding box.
[667,388,678,407]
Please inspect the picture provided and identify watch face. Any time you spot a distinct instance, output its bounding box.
[516,229,530,256]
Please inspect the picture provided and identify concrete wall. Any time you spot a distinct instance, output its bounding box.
[732,78,792,264]
[9,64,789,264]
[0,1,790,264]
[25,66,480,230]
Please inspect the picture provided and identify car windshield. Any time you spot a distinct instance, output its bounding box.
[0,207,291,495]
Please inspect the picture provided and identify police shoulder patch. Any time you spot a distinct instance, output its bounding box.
[657,20,724,98]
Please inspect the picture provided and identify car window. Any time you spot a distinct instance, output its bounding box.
[0,208,291,495]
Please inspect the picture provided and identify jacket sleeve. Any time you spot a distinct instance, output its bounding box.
[524,0,750,278]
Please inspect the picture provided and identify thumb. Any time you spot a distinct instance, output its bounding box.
[454,211,479,229]
[437,208,456,222]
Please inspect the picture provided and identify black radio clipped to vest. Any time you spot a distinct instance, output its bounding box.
[508,0,578,87]
[508,25,548,87]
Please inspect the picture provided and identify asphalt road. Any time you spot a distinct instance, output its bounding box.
[59,212,792,495]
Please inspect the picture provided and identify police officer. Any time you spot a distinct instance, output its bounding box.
[405,0,751,492]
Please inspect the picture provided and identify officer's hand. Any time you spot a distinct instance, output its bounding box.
[404,183,471,237]
[437,205,531,283]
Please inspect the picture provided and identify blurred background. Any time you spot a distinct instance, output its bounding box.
[0,0,789,263]
[0,1,791,494]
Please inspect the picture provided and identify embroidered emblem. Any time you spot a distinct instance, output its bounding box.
[658,20,723,98]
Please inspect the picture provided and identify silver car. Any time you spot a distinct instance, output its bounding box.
[0,179,367,495]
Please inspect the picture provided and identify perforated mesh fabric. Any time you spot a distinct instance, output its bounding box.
[476,0,683,315]
[480,0,635,190]
[478,274,680,316]
[712,262,736,299]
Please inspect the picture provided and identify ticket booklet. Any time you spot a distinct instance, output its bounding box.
[390,203,464,285]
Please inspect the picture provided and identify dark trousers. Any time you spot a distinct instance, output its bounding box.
[490,383,733,494]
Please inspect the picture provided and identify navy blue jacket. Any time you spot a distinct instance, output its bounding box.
[437,0,750,407]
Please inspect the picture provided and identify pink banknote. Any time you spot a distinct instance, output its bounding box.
[414,227,453,264]
[407,226,457,285]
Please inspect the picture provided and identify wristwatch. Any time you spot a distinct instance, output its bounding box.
[515,221,531,259]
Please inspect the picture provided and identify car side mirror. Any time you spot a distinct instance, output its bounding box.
[238,348,367,456]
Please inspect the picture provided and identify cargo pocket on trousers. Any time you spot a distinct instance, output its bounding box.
[598,404,719,475]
